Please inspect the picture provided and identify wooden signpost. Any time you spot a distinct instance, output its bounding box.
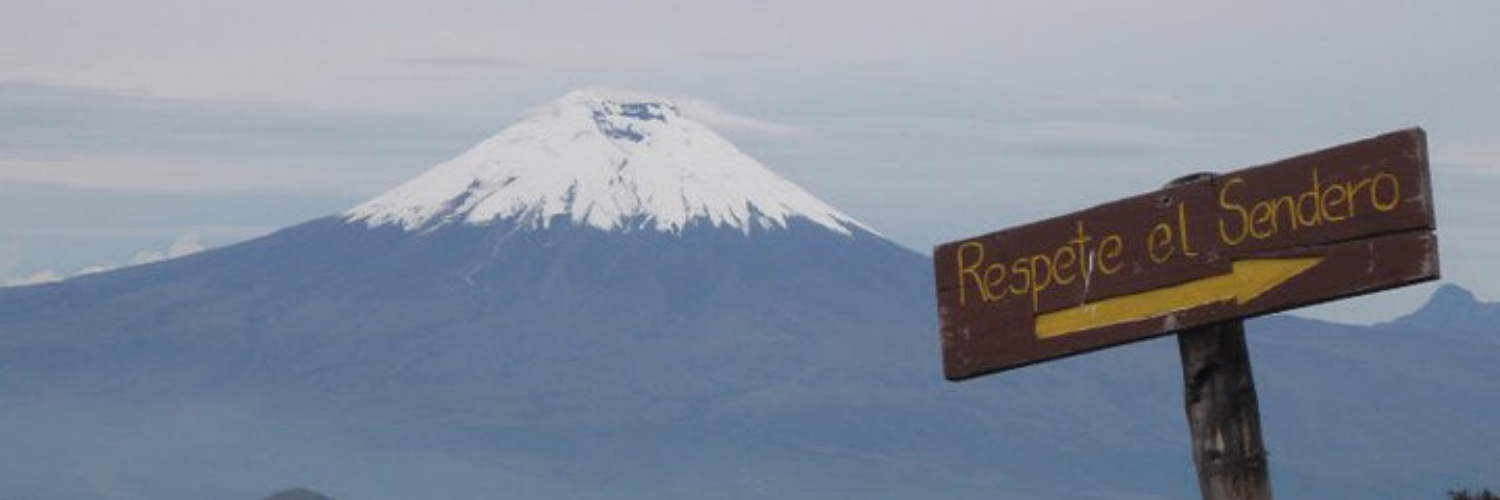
[933,128,1439,500]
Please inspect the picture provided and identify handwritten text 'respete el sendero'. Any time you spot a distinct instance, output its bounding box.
[953,168,1403,312]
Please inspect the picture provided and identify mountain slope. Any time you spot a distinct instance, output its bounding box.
[0,218,929,411]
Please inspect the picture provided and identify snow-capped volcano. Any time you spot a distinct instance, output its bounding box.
[346,90,866,234]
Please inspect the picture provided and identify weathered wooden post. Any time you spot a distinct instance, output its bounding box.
[1178,321,1272,500]
[933,128,1437,500]
[1165,174,1273,500]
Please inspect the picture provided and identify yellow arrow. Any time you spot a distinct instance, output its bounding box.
[1034,257,1323,340]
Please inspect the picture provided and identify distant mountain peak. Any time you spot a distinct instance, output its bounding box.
[1430,283,1481,307]
[345,90,867,235]
[1394,283,1496,330]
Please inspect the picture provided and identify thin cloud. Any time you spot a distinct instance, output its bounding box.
[1001,121,1200,160]
[388,56,544,71]
[673,98,812,137]
[1,232,205,288]
[694,51,774,62]
[0,81,473,194]
[1436,161,1500,177]
[0,81,462,160]
[0,156,406,196]
[131,233,204,265]
[2,270,62,287]
[0,242,19,276]
[1015,88,1185,114]
[572,87,812,137]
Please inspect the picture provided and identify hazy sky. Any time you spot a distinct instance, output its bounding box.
[2,0,1497,322]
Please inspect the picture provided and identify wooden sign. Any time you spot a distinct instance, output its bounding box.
[935,128,1439,381]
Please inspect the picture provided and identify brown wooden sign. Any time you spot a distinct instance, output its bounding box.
[935,128,1439,381]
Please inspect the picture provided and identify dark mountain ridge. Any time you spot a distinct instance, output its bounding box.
[1395,283,1500,332]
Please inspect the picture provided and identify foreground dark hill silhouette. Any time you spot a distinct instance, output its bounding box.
[261,488,337,500]
[0,92,1494,500]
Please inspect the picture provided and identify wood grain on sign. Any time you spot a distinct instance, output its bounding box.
[935,128,1439,381]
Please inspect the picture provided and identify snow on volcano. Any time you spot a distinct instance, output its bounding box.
[345,90,867,235]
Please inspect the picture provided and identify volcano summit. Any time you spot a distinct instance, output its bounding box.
[347,91,866,235]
